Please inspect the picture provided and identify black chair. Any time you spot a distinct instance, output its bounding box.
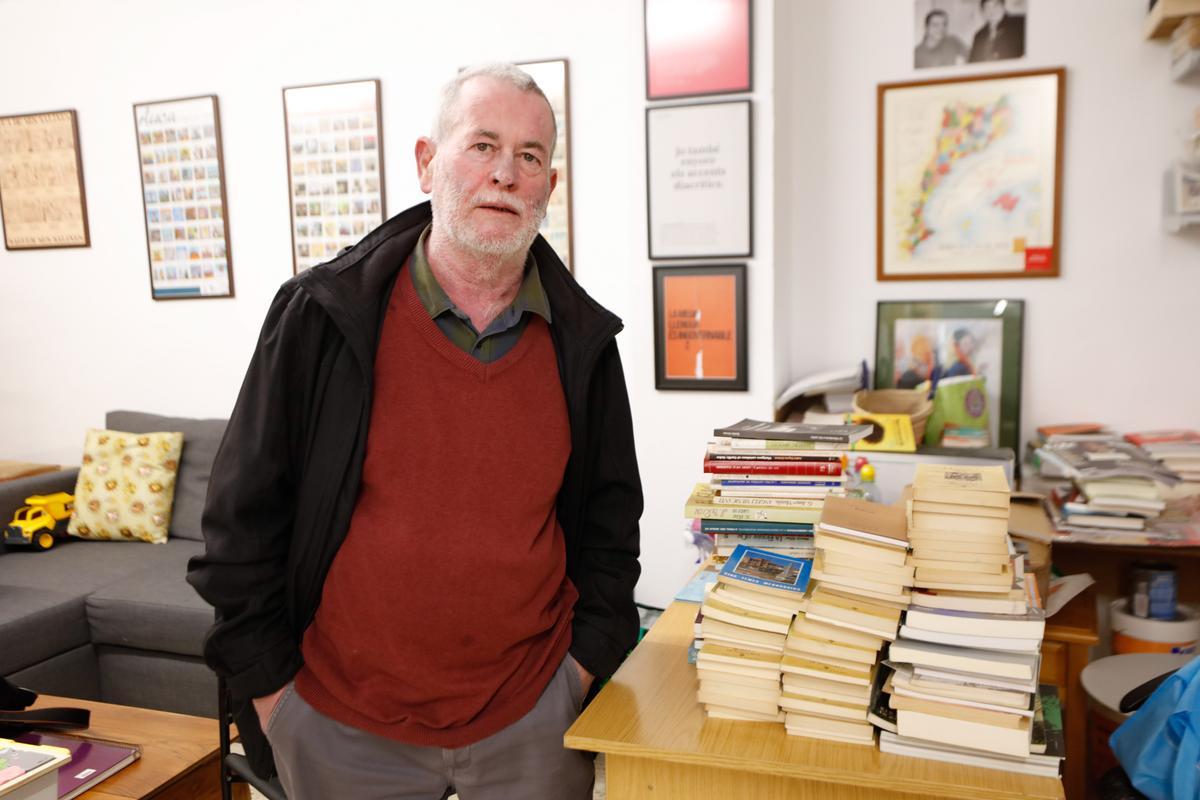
[218,676,287,800]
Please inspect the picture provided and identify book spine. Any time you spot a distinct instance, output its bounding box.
[707,453,841,463]
[714,478,844,486]
[705,460,844,476]
[701,520,815,535]
[715,429,851,444]
[687,502,822,524]
[713,495,824,509]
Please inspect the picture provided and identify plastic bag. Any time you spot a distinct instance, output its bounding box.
[1110,656,1200,800]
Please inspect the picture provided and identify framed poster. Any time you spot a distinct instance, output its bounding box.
[646,100,752,260]
[653,264,747,391]
[517,58,574,271]
[0,109,90,249]
[874,299,1024,453]
[877,68,1064,281]
[645,0,752,100]
[134,95,233,300]
[283,78,386,274]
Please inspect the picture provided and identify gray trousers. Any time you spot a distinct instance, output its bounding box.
[264,655,594,800]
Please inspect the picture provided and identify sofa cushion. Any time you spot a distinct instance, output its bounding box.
[0,538,204,595]
[0,586,90,675]
[68,428,183,544]
[87,558,213,658]
[106,411,227,542]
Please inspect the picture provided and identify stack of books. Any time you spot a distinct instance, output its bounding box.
[690,419,871,559]
[781,496,911,744]
[696,545,811,723]
[887,464,1049,764]
[1126,429,1200,494]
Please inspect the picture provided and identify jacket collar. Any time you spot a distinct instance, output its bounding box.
[296,201,622,375]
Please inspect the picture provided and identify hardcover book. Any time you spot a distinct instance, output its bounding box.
[714,418,873,444]
[718,545,812,598]
[15,733,140,800]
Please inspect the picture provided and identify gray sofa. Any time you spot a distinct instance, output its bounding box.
[0,410,226,718]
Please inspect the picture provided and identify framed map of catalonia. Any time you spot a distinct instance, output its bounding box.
[877,68,1064,281]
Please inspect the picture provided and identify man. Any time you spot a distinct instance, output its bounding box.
[968,0,1026,63]
[943,328,978,378]
[187,63,643,799]
[914,9,967,69]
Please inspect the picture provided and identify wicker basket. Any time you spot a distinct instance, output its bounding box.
[852,389,934,443]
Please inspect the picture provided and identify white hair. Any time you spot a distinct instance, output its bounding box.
[431,62,556,156]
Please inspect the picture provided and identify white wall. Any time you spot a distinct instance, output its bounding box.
[782,1,1200,447]
[0,0,785,610]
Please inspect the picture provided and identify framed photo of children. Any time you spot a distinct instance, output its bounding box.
[644,0,752,100]
[0,109,90,250]
[646,99,752,259]
[283,79,386,274]
[653,263,747,391]
[134,95,233,300]
[516,58,574,272]
[874,299,1024,453]
[877,67,1064,281]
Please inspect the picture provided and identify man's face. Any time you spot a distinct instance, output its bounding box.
[982,0,1005,25]
[421,77,557,259]
[925,14,947,45]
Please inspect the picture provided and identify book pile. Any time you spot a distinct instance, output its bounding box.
[690,419,871,560]
[885,464,1054,771]
[1022,422,1117,495]
[695,545,811,723]
[781,496,911,744]
[1126,429,1200,494]
[1035,439,1180,533]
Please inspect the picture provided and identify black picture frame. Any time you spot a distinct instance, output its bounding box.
[653,263,748,391]
[875,299,1025,453]
[646,99,753,260]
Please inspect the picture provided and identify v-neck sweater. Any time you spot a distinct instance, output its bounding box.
[295,261,576,747]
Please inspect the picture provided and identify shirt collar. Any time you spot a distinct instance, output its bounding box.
[410,224,552,326]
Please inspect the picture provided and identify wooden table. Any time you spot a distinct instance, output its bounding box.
[565,602,1065,800]
[1040,585,1100,800]
[32,695,246,800]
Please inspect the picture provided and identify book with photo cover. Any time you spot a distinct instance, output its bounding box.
[714,418,873,444]
[717,545,812,600]
[15,732,140,800]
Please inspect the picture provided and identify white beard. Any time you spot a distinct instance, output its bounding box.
[430,166,549,262]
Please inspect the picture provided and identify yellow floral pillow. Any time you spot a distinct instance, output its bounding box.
[68,428,184,544]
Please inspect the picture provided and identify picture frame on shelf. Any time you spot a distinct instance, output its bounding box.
[644,0,752,100]
[133,95,234,300]
[0,109,90,250]
[283,78,387,274]
[646,99,752,260]
[653,263,747,391]
[874,299,1024,453]
[516,58,575,271]
[877,67,1064,281]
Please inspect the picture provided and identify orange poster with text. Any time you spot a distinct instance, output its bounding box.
[663,274,737,380]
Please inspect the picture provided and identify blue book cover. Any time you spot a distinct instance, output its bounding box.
[674,566,719,603]
[718,545,812,595]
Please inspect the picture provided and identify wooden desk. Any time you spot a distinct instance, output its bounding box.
[566,603,1064,800]
[1040,585,1100,800]
[32,695,245,800]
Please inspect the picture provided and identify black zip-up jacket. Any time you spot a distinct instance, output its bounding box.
[186,201,643,777]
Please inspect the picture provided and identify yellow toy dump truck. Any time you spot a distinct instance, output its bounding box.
[4,493,74,551]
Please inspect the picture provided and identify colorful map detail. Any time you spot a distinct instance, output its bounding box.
[902,97,1012,255]
[992,192,1020,213]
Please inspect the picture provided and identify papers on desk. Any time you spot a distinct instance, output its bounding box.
[1044,574,1095,619]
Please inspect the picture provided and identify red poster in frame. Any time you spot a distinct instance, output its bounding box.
[645,0,752,100]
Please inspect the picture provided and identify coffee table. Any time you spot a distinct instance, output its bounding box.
[31,694,248,800]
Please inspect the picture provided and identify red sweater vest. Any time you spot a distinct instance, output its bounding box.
[295,263,576,747]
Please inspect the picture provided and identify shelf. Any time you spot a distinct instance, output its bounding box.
[1146,0,1200,40]
[1164,168,1200,233]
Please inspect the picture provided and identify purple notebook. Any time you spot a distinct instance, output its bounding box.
[15,732,139,799]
